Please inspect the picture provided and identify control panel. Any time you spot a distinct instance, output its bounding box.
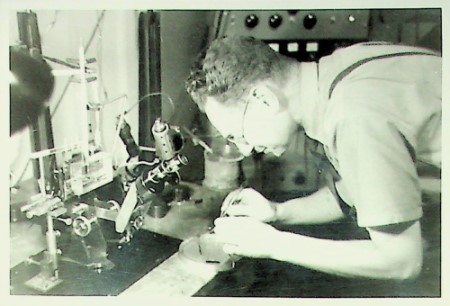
[216,10,370,41]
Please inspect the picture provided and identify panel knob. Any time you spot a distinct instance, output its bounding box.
[303,13,317,30]
[245,14,259,28]
[269,14,283,28]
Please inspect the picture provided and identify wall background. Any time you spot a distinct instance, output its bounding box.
[9,9,441,189]
[9,10,140,187]
[159,11,216,181]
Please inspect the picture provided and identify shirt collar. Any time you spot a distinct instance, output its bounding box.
[290,61,321,139]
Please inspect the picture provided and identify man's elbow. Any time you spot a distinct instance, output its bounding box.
[390,256,422,280]
[369,220,424,281]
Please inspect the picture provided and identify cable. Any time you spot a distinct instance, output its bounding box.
[45,10,59,34]
[95,10,109,103]
[111,95,129,166]
[118,160,159,170]
[84,10,106,53]
[181,126,213,153]
[125,92,175,116]
[48,11,106,119]
[101,94,128,106]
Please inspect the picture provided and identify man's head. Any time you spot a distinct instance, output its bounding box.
[186,36,297,156]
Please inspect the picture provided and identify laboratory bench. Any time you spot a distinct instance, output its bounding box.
[195,190,441,298]
[10,183,440,298]
[10,223,181,296]
[196,213,440,297]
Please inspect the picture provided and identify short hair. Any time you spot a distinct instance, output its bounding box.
[185,36,288,111]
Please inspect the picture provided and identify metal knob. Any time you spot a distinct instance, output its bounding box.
[245,14,259,28]
[72,216,93,237]
[303,14,317,30]
[269,14,283,28]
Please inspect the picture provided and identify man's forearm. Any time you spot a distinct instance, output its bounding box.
[270,226,422,280]
[274,187,346,225]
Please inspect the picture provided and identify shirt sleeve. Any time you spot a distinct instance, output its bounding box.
[334,118,423,228]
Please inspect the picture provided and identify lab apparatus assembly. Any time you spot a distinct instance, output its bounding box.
[8,9,442,297]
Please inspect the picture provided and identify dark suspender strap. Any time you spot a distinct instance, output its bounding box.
[324,169,355,219]
[306,136,356,220]
[328,51,440,99]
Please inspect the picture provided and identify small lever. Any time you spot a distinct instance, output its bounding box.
[56,217,72,226]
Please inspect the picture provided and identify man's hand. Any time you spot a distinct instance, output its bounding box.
[221,188,277,222]
[213,217,281,258]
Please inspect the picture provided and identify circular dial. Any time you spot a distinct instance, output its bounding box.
[245,14,259,28]
[303,14,317,30]
[269,14,283,28]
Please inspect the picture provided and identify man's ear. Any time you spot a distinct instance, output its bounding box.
[249,85,280,113]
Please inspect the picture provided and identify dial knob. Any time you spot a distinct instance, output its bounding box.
[303,13,317,30]
[269,14,283,28]
[245,14,259,28]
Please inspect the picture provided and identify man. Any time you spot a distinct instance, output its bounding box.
[185,36,441,280]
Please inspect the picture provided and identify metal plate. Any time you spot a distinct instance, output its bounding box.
[10,229,180,296]
[178,234,235,272]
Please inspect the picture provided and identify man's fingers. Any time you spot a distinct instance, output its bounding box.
[214,217,246,238]
[221,189,243,212]
[223,243,240,255]
[223,205,250,217]
[222,191,237,206]
[223,190,241,205]
[214,217,258,232]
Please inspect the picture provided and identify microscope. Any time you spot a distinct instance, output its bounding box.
[114,117,188,241]
[16,117,187,292]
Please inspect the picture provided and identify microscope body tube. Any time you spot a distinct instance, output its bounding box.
[152,118,183,161]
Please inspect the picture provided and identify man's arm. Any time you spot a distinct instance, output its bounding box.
[273,220,423,279]
[214,217,423,280]
[274,186,347,225]
[221,187,346,225]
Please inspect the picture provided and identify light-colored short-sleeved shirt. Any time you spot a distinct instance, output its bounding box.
[296,42,441,227]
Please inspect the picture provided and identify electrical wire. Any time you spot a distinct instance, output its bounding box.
[111,95,128,166]
[125,92,175,116]
[84,10,106,53]
[48,11,106,119]
[101,94,128,106]
[109,92,180,167]
[181,127,213,153]
[95,10,109,103]
[45,10,59,34]
[118,160,159,170]
[105,93,169,167]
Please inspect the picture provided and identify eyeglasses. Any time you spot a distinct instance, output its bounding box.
[225,96,252,147]
[226,134,249,146]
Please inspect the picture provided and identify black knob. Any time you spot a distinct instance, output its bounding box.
[303,13,317,30]
[269,14,283,28]
[245,14,259,28]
